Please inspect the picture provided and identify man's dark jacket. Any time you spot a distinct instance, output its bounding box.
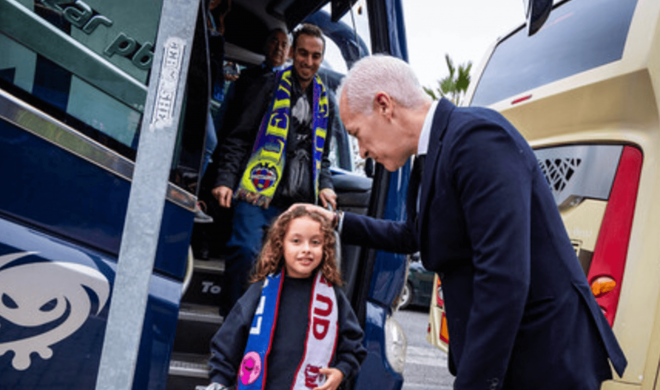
[341,99,627,389]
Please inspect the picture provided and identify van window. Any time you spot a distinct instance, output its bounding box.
[471,0,638,107]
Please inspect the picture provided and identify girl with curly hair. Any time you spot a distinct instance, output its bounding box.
[205,206,366,390]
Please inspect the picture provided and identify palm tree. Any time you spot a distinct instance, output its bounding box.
[424,54,472,106]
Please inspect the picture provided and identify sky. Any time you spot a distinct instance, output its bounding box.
[401,0,526,90]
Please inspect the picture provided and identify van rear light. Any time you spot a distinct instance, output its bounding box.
[440,314,450,344]
[587,146,642,326]
[435,277,449,343]
[590,276,616,297]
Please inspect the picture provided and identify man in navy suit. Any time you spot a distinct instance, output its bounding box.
[301,55,627,389]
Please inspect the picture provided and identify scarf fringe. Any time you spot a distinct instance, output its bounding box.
[235,188,272,209]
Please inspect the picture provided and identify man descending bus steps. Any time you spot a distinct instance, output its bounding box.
[211,24,340,317]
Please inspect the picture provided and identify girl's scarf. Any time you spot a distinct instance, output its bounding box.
[237,271,338,390]
[235,66,329,208]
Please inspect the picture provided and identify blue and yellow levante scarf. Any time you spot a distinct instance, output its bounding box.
[235,66,329,208]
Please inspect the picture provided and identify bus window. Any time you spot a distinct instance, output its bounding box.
[34,0,160,83]
[0,1,148,159]
[0,0,209,192]
[0,40,142,155]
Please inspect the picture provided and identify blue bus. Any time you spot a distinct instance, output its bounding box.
[0,0,411,389]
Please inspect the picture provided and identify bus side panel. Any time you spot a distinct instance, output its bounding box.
[133,272,184,390]
[0,118,192,280]
[368,158,411,308]
[0,116,190,390]
[0,119,130,256]
[353,302,405,390]
[0,217,115,389]
[0,215,184,390]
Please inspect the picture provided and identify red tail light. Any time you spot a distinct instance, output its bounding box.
[587,146,642,326]
[440,315,449,344]
[435,277,450,343]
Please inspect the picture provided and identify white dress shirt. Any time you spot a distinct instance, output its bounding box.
[417,100,438,156]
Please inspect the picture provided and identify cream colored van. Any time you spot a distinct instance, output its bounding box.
[427,0,660,388]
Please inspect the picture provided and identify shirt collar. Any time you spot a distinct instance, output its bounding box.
[417,100,438,156]
[261,61,288,72]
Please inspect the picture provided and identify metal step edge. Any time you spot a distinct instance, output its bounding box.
[193,258,225,274]
[179,303,225,324]
[169,357,211,378]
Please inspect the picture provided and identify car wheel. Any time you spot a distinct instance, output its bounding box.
[399,281,413,310]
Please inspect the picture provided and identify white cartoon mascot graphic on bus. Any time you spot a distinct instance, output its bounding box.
[0,251,110,370]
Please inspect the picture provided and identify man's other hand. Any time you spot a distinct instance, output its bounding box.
[319,188,337,210]
[212,186,233,208]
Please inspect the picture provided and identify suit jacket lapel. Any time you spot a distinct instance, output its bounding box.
[417,99,454,236]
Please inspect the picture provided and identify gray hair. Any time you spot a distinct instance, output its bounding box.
[338,54,430,115]
[267,28,290,45]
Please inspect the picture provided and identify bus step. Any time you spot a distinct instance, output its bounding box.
[193,257,225,274]
[179,303,224,324]
[182,259,225,306]
[169,353,210,378]
[173,303,223,355]
[167,353,211,390]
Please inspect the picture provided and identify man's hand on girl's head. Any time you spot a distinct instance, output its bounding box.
[285,203,334,223]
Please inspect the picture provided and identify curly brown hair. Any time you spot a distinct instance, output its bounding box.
[250,206,343,286]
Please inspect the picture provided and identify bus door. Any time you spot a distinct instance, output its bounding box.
[0,0,209,388]
[167,1,413,389]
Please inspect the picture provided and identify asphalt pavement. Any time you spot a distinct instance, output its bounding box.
[394,307,454,390]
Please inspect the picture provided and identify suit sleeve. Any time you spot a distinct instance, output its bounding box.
[341,211,418,254]
[448,119,533,389]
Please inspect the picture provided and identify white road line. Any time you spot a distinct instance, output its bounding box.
[403,383,453,389]
[407,346,445,357]
[405,346,447,367]
[405,356,446,367]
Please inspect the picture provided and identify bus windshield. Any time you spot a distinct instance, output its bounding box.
[470,0,638,107]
